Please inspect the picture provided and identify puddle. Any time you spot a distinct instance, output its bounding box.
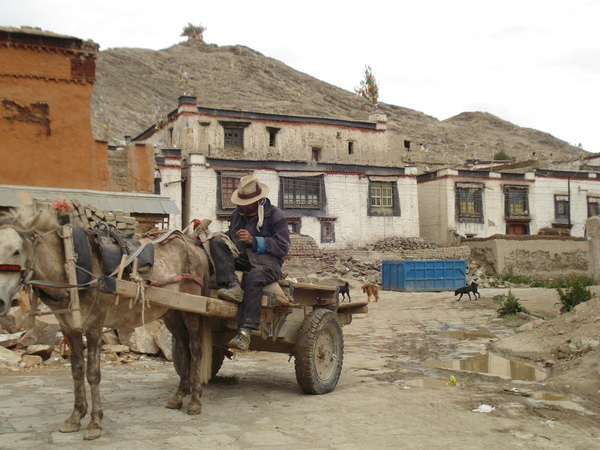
[404,377,470,388]
[431,327,497,341]
[425,352,546,381]
[531,392,574,401]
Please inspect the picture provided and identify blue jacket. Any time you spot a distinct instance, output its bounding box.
[227,198,290,273]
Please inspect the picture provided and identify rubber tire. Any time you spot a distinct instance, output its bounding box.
[211,347,225,379]
[294,308,344,394]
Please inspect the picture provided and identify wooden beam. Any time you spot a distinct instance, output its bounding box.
[101,279,238,318]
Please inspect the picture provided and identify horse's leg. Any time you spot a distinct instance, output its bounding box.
[182,312,203,415]
[82,326,104,440]
[163,310,191,410]
[59,330,87,433]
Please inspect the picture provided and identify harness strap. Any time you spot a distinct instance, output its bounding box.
[108,229,180,277]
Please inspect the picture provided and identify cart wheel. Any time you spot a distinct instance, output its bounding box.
[211,347,225,379]
[294,308,344,394]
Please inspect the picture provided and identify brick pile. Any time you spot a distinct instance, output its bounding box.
[35,198,138,233]
[285,233,324,258]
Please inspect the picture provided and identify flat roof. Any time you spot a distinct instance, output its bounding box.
[0,185,179,215]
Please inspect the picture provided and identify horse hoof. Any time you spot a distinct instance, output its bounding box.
[187,402,202,415]
[84,427,102,440]
[59,421,81,433]
[166,400,183,410]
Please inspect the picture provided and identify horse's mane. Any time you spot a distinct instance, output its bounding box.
[0,203,60,233]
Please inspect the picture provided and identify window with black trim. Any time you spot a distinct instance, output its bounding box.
[267,127,280,147]
[504,186,529,218]
[281,177,323,209]
[370,182,393,208]
[220,121,250,151]
[311,147,321,161]
[287,218,300,233]
[456,183,484,223]
[348,141,354,155]
[320,219,335,243]
[224,128,243,149]
[588,197,600,217]
[219,171,249,209]
[368,180,400,216]
[554,195,569,222]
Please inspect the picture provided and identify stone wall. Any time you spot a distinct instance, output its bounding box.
[463,235,588,278]
[586,216,600,283]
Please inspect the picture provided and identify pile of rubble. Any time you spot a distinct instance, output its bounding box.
[0,304,176,371]
[37,198,138,232]
[371,236,437,252]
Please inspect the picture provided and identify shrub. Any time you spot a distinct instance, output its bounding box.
[493,149,511,160]
[497,290,530,317]
[497,272,596,290]
[181,23,206,41]
[556,275,595,314]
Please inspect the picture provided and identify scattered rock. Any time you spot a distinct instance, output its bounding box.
[17,330,36,348]
[42,350,66,366]
[155,324,174,361]
[101,344,130,354]
[0,346,22,370]
[102,329,121,345]
[0,331,25,348]
[20,354,43,369]
[25,344,54,360]
[118,322,162,355]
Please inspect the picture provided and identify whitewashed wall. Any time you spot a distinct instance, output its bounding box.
[176,156,419,249]
[418,170,536,246]
[142,104,391,168]
[531,173,600,237]
[418,174,452,245]
[157,156,182,230]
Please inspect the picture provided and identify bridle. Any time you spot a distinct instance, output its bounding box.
[0,224,39,301]
[0,263,29,301]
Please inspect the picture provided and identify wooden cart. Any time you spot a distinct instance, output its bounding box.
[98,273,369,394]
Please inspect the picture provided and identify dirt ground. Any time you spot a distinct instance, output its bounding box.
[1,285,600,449]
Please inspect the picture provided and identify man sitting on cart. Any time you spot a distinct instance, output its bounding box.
[209,175,290,351]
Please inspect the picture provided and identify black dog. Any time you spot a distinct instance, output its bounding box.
[338,282,351,302]
[454,282,480,301]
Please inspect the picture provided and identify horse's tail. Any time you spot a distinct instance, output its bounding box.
[199,315,212,385]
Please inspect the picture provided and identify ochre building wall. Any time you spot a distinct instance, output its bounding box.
[0,29,154,193]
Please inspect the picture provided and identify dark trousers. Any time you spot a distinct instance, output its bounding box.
[209,237,279,330]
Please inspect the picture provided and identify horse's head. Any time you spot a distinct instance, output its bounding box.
[0,227,29,316]
[0,204,60,316]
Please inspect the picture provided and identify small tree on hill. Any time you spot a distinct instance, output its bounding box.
[354,65,379,110]
[493,149,511,160]
[181,23,206,42]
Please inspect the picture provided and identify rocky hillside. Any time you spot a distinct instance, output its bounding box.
[91,39,582,169]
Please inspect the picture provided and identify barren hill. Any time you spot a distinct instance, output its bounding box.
[91,39,581,168]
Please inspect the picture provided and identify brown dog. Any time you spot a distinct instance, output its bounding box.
[361,284,379,302]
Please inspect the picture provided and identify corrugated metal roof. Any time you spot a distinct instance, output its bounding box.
[0,185,179,215]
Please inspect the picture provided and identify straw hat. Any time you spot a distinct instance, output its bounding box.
[230,175,270,206]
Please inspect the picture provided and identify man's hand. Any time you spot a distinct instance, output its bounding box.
[236,229,254,244]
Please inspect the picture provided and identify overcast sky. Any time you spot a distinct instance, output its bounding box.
[4,0,599,153]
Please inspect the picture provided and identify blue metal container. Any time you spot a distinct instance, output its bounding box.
[381,260,467,291]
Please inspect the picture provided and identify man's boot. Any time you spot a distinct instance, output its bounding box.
[218,283,243,303]
[228,327,251,351]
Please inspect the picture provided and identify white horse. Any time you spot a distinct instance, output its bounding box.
[0,204,212,440]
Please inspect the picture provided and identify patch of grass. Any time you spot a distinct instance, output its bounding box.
[556,275,595,314]
[497,271,596,290]
[496,290,530,317]
[491,294,507,303]
[497,268,534,286]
